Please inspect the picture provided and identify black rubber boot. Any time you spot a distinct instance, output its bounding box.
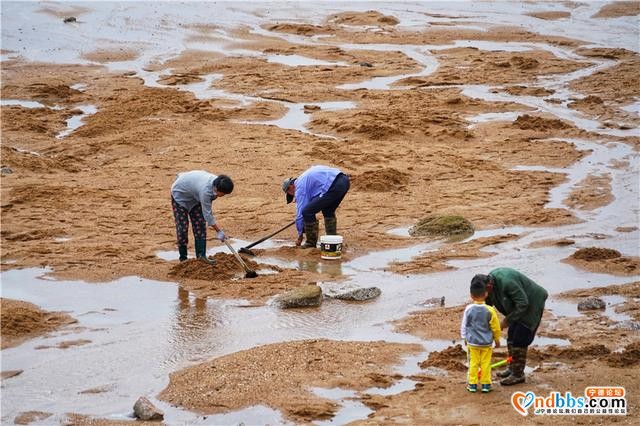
[302,221,319,248]
[500,347,526,385]
[496,344,513,378]
[178,245,188,262]
[324,217,337,235]
[195,239,215,265]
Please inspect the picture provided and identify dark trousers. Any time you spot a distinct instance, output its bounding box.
[171,196,207,246]
[507,322,539,348]
[302,173,350,224]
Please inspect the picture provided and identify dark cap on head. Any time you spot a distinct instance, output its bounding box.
[214,175,234,194]
[282,177,295,204]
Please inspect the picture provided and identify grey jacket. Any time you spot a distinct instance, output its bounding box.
[460,302,501,347]
[171,170,218,226]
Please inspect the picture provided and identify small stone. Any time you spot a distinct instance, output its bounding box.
[133,396,164,421]
[63,17,77,23]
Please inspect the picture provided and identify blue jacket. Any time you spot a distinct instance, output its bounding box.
[294,165,341,234]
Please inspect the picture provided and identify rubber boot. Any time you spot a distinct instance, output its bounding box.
[195,239,215,265]
[500,347,526,385]
[178,245,188,262]
[302,221,319,248]
[324,217,337,235]
[496,344,513,378]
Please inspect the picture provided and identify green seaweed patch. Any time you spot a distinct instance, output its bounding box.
[409,215,474,240]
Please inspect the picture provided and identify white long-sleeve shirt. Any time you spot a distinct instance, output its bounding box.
[171,170,218,226]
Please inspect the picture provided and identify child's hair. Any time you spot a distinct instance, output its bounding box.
[470,280,486,298]
[214,175,234,194]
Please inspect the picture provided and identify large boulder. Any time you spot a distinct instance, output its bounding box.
[274,285,323,309]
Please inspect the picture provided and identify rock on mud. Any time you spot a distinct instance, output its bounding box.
[577,297,607,311]
[409,215,474,240]
[331,287,381,301]
[274,285,323,308]
[133,396,164,421]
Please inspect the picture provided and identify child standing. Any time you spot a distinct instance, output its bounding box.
[460,280,501,393]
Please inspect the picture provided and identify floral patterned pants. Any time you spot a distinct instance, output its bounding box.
[171,196,207,246]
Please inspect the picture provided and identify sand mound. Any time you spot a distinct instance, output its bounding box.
[168,253,261,280]
[351,168,410,192]
[159,339,421,422]
[572,247,621,261]
[157,73,205,86]
[266,23,329,36]
[592,1,640,19]
[409,215,474,239]
[419,344,467,372]
[513,114,571,130]
[504,85,554,97]
[605,341,640,367]
[568,95,605,110]
[511,56,540,69]
[529,344,611,362]
[327,11,399,26]
[335,121,403,140]
[0,298,77,349]
[575,47,636,60]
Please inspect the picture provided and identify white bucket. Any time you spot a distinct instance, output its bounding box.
[320,235,343,260]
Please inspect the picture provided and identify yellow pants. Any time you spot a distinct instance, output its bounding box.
[467,345,492,385]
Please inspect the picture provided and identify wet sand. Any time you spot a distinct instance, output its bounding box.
[1,2,639,424]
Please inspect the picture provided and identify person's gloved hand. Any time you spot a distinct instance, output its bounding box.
[216,229,226,241]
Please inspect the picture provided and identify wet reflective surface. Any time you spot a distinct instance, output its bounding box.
[1,1,639,424]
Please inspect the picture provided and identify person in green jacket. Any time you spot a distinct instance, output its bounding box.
[470,268,548,385]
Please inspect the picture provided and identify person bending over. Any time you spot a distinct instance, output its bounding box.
[281,165,350,248]
[171,170,233,263]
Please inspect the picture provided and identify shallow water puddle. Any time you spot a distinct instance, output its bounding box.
[55,104,98,139]
[337,44,439,90]
[546,295,633,323]
[241,101,356,138]
[311,387,373,426]
[1,99,53,109]
[265,54,349,67]
[2,2,639,424]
